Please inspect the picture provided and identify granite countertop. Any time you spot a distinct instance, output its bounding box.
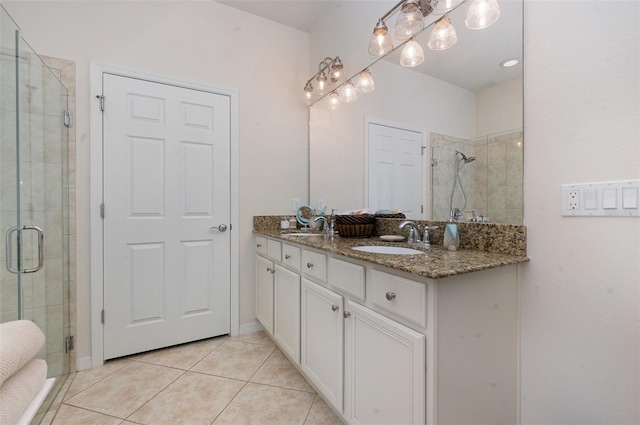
[255,230,530,280]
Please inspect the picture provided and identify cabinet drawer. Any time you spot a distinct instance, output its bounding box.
[255,236,267,256]
[301,249,327,283]
[282,243,301,272]
[328,258,365,301]
[267,239,282,262]
[368,269,427,327]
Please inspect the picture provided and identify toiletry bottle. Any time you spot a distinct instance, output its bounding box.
[443,211,460,251]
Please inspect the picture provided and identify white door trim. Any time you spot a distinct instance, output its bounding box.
[363,116,429,219]
[89,61,239,368]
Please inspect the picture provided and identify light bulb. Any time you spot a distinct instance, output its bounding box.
[395,0,424,40]
[355,70,375,93]
[316,72,327,94]
[331,57,343,83]
[339,82,357,103]
[465,0,500,29]
[428,16,457,50]
[303,82,313,101]
[400,38,424,67]
[328,91,340,110]
[368,19,393,56]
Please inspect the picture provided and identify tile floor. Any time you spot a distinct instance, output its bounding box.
[41,331,345,425]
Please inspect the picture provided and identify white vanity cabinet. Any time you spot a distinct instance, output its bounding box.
[301,278,344,412]
[255,235,518,425]
[344,300,426,425]
[273,264,301,363]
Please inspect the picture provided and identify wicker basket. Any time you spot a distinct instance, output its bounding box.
[374,212,406,219]
[334,214,375,238]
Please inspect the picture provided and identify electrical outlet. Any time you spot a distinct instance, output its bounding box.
[292,198,300,212]
[317,199,326,213]
[567,190,580,210]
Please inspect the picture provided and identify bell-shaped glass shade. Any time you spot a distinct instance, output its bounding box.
[330,57,343,83]
[368,20,393,56]
[328,91,340,110]
[316,72,328,94]
[303,82,313,103]
[428,16,457,50]
[400,38,425,67]
[354,70,375,93]
[465,0,500,29]
[339,82,357,103]
[395,0,424,39]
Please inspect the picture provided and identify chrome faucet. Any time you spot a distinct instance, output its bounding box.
[399,221,422,244]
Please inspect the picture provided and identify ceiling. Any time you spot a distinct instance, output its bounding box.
[216,1,337,32]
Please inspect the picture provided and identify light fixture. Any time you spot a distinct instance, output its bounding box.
[400,37,424,67]
[465,0,500,29]
[302,55,344,101]
[339,81,358,103]
[368,19,394,56]
[500,58,519,68]
[328,90,340,110]
[330,57,344,83]
[428,16,457,50]
[395,0,425,40]
[354,69,375,93]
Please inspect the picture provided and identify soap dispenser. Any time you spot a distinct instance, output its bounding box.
[443,210,460,251]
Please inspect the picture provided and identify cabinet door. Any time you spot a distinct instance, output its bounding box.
[301,278,344,412]
[344,300,425,425]
[273,264,301,363]
[255,255,274,335]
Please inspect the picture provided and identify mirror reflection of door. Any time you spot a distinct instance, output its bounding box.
[365,119,428,220]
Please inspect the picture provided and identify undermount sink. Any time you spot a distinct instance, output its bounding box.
[351,245,425,255]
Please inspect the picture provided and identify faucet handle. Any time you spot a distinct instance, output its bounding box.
[421,225,439,245]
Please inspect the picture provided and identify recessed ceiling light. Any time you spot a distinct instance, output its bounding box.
[500,58,519,68]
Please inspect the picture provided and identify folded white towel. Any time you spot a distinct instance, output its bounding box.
[0,359,47,425]
[0,320,45,386]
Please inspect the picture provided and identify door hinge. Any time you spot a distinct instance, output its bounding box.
[65,336,74,353]
[421,146,426,155]
[421,205,424,213]
[101,309,105,324]
[64,111,72,127]
[100,203,105,218]
[96,94,105,111]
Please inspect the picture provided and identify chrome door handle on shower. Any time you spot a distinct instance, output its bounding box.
[211,224,228,232]
[5,225,45,274]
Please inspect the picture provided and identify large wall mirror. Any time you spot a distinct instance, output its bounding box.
[309,0,523,224]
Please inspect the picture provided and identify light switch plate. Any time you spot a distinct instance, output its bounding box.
[562,180,640,217]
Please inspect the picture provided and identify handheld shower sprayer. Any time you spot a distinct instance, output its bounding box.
[450,150,475,220]
[456,150,476,163]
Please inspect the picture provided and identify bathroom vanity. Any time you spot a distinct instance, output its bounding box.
[254,220,528,425]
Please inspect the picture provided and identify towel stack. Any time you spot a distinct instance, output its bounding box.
[0,320,47,425]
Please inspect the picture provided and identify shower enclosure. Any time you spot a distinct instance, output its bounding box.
[1,5,71,423]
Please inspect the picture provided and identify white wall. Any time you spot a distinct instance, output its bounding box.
[476,76,523,136]
[521,1,639,423]
[2,1,310,362]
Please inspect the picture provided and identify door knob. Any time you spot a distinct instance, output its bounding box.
[211,224,228,232]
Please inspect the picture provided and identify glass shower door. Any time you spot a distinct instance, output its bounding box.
[1,5,71,422]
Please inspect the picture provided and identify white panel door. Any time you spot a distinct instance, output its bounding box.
[367,122,424,219]
[103,74,231,359]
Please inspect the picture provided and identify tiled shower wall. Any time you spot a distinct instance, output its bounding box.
[431,129,524,224]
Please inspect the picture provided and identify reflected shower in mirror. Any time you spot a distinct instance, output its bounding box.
[309,0,523,224]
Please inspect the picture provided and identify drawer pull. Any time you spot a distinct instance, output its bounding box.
[332,305,340,312]
[343,311,351,319]
[285,254,291,260]
[257,244,262,248]
[307,262,314,269]
[385,291,396,301]
[266,267,275,274]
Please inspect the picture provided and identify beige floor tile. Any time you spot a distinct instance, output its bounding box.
[51,404,122,425]
[251,349,315,393]
[304,395,345,425]
[213,382,315,425]
[191,340,274,380]
[127,371,245,425]
[229,330,275,346]
[64,358,131,400]
[133,337,228,370]
[65,361,183,419]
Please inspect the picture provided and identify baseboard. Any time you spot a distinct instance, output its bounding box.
[238,320,264,336]
[76,356,92,371]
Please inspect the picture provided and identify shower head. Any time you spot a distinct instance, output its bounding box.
[456,150,475,163]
